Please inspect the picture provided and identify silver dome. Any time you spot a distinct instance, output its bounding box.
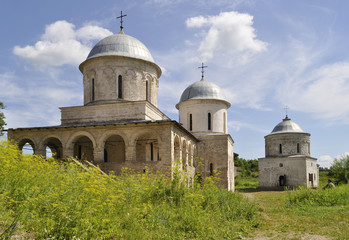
[270,116,304,134]
[86,31,155,63]
[176,78,230,108]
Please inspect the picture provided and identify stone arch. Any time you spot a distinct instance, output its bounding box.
[103,134,126,163]
[174,135,180,162]
[42,136,63,159]
[18,138,36,155]
[67,131,96,162]
[134,129,160,162]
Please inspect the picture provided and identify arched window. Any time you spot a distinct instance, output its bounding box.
[279,144,282,154]
[92,78,95,101]
[150,142,153,161]
[118,75,122,99]
[297,143,300,153]
[146,81,149,101]
[189,114,193,131]
[208,112,211,130]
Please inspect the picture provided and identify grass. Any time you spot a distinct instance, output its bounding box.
[0,140,258,239]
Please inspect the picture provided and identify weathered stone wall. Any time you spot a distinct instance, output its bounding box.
[81,57,160,107]
[60,101,169,125]
[265,132,310,157]
[196,134,234,191]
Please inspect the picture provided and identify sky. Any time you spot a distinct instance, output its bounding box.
[1,0,349,168]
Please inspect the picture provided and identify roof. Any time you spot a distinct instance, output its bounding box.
[176,77,230,108]
[269,116,305,134]
[79,30,161,75]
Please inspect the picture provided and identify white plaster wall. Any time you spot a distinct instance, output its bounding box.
[178,100,228,135]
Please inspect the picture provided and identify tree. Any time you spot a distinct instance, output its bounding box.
[330,154,349,184]
[0,102,6,136]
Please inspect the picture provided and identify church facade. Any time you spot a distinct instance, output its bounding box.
[7,27,235,191]
[258,116,319,189]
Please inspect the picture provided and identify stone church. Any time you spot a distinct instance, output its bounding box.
[7,25,235,191]
[258,116,319,189]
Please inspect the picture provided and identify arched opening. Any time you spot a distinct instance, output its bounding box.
[279,175,286,186]
[136,132,159,162]
[279,144,282,154]
[44,137,63,159]
[104,135,125,163]
[73,136,94,162]
[174,136,180,161]
[18,139,35,155]
[297,143,300,153]
[118,75,123,99]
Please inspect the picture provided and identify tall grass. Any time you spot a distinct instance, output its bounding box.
[0,140,258,239]
[286,184,349,207]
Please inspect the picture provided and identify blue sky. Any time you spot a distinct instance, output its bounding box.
[1,0,349,167]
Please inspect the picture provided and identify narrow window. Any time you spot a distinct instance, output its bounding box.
[208,112,211,130]
[297,143,300,153]
[189,114,193,131]
[279,144,282,154]
[118,75,122,99]
[91,78,95,101]
[146,81,149,101]
[209,163,213,176]
[150,142,153,161]
[104,149,108,162]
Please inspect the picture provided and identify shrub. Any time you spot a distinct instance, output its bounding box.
[0,140,258,239]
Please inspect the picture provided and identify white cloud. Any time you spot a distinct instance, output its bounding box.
[186,11,267,62]
[278,62,349,122]
[318,152,349,168]
[13,20,112,70]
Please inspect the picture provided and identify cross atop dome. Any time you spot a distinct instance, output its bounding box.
[117,11,127,33]
[198,62,207,80]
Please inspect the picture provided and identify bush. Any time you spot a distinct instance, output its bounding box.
[0,140,258,239]
[286,184,349,207]
[329,154,349,184]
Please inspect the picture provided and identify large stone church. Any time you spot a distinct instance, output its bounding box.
[7,25,235,191]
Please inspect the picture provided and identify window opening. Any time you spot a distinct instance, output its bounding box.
[297,143,300,153]
[208,112,211,130]
[118,75,122,99]
[146,81,149,101]
[150,142,153,161]
[209,163,214,176]
[279,144,282,154]
[189,114,193,131]
[92,78,95,101]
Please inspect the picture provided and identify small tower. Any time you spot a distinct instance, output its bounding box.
[259,116,319,189]
[176,66,234,191]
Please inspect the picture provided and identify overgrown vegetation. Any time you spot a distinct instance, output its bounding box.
[0,140,258,239]
[328,154,349,184]
[286,184,349,207]
[235,157,259,189]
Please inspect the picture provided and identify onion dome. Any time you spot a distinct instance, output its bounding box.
[270,116,304,134]
[176,77,230,109]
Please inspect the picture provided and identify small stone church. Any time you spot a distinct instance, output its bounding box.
[258,116,319,189]
[7,25,235,191]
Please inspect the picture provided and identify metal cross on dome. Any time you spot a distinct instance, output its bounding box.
[117,11,127,30]
[198,62,208,78]
[284,105,290,118]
